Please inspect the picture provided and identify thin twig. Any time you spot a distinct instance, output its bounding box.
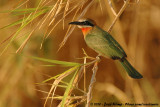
[74,96,87,106]
[108,0,130,33]
[45,95,87,100]
[86,57,100,107]
[107,0,117,16]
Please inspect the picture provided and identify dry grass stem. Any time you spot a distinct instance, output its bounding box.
[107,0,117,16]
[12,0,30,12]
[58,0,95,52]
[108,0,130,33]
[83,57,87,92]
[44,66,77,107]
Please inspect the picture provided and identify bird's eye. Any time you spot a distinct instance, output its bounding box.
[84,21,89,24]
[84,21,94,26]
[83,21,90,25]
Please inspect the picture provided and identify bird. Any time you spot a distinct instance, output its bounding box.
[69,18,143,79]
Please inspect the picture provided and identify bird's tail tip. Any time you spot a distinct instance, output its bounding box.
[130,72,143,79]
[119,58,143,79]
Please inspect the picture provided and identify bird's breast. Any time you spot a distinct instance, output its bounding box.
[80,27,92,37]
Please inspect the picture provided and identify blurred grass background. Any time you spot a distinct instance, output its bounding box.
[0,0,160,107]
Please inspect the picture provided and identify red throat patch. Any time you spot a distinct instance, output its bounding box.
[80,27,92,37]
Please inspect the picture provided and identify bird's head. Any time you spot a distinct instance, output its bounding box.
[69,18,96,36]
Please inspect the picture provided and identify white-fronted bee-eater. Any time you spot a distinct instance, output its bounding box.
[69,18,143,79]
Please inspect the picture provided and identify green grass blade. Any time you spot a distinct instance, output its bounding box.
[0,7,50,29]
[61,68,79,107]
[42,66,79,83]
[11,7,51,16]
[11,7,47,12]
[36,83,67,89]
[0,7,50,13]
[0,19,23,29]
[12,11,35,16]
[31,56,81,67]
[40,64,56,67]
[0,10,47,56]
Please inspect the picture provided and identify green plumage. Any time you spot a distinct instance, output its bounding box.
[85,26,143,79]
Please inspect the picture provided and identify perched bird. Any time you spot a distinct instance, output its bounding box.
[69,18,143,79]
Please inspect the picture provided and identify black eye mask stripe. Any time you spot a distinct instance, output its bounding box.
[82,21,94,26]
[69,21,94,27]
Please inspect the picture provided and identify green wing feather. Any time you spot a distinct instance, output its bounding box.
[105,32,127,57]
[85,26,126,59]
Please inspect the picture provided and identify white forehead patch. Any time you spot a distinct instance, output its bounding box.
[76,18,94,28]
[77,25,92,28]
[78,19,86,22]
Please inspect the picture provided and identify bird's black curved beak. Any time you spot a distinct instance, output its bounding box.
[69,21,81,25]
